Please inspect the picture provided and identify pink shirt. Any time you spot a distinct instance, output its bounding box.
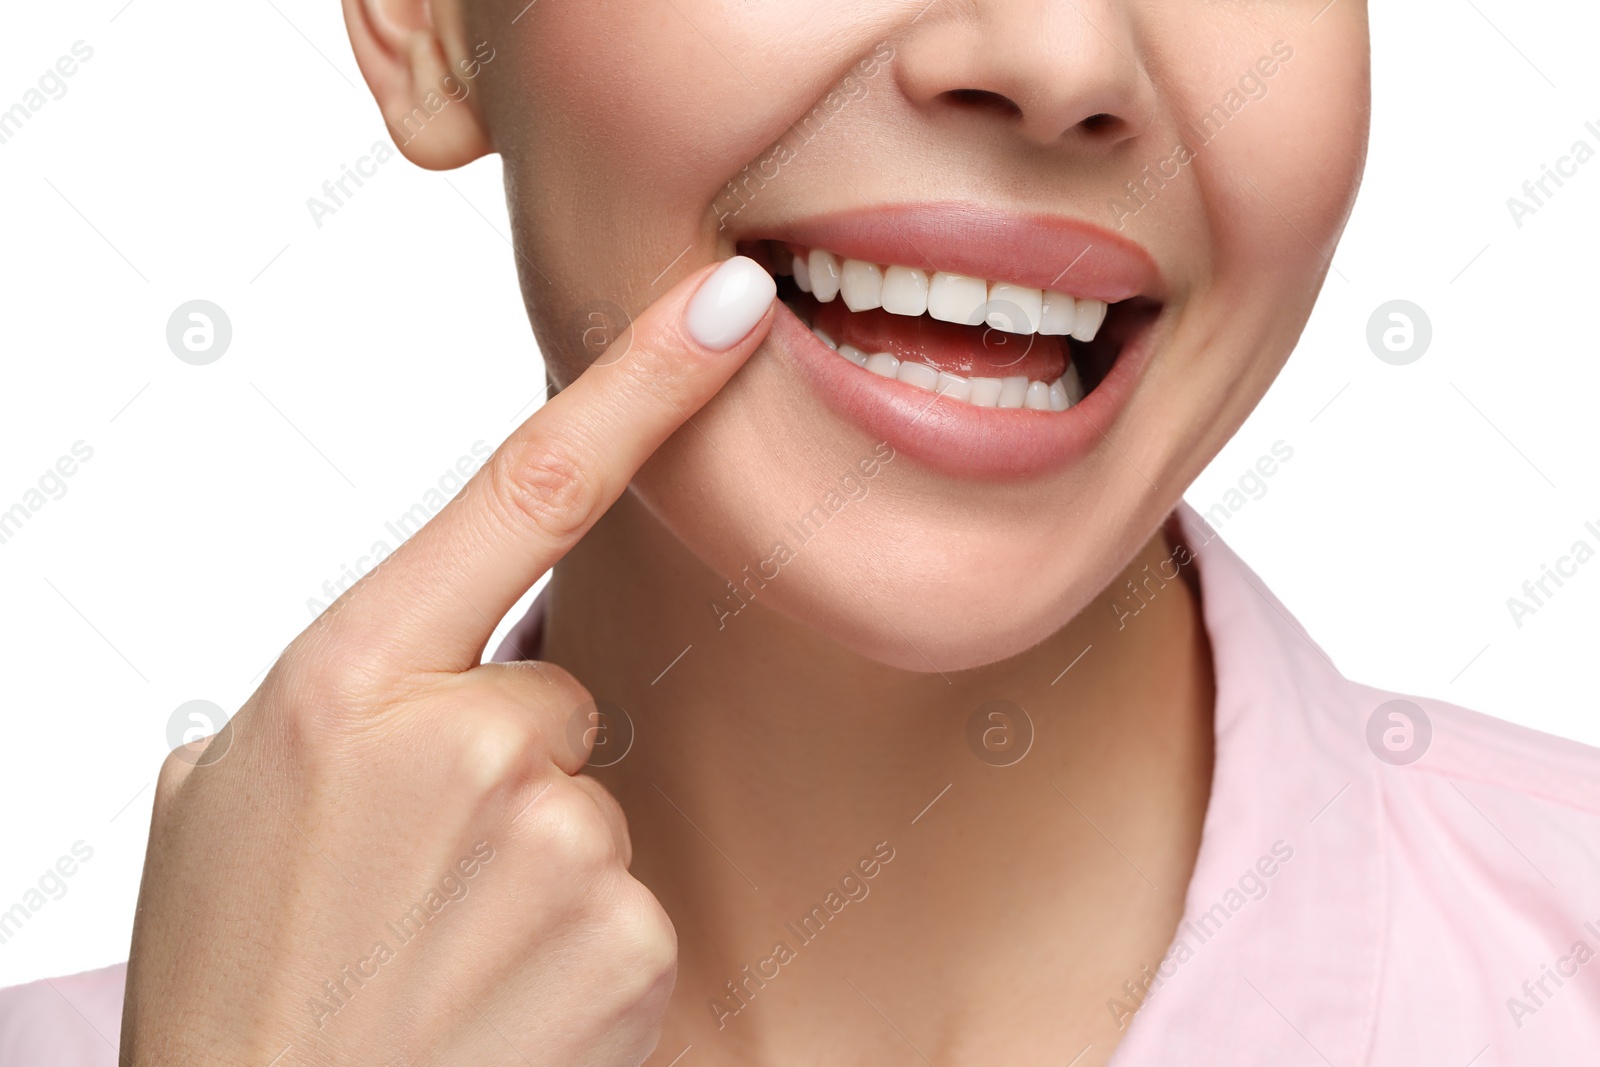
[6,506,1599,1064]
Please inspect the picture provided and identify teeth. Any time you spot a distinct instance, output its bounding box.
[836,342,868,366]
[840,259,884,312]
[782,244,1114,342]
[987,283,1043,336]
[881,265,930,317]
[806,321,1085,412]
[1071,299,1107,342]
[864,351,900,378]
[997,376,1030,409]
[792,254,812,294]
[1061,362,1086,403]
[928,272,988,326]
[787,235,1114,411]
[936,371,971,403]
[968,377,1003,407]
[808,249,842,302]
[1048,379,1071,411]
[1039,291,1076,336]
[897,361,940,391]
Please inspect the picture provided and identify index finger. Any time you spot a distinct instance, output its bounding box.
[320,256,776,675]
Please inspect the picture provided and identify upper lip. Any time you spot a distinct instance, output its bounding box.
[746,201,1165,306]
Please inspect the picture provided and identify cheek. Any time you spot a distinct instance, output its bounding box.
[1147,17,1370,443]
[470,0,878,384]
[1191,24,1370,284]
[483,1,865,222]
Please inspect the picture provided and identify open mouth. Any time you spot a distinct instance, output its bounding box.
[730,204,1165,478]
[738,239,1157,415]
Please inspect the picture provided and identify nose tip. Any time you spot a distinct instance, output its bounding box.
[896,1,1155,150]
[939,88,1141,148]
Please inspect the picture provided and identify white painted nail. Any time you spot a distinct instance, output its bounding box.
[685,257,776,351]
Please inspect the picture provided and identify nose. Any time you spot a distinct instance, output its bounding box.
[894,0,1155,150]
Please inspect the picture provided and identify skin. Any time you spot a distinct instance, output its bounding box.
[124,2,1369,1065]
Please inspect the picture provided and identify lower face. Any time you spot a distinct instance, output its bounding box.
[466,0,1370,672]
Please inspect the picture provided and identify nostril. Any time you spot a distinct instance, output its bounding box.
[942,88,1024,120]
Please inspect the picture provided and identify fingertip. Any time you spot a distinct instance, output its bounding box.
[683,256,777,351]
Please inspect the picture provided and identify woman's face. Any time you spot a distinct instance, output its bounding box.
[458,0,1369,671]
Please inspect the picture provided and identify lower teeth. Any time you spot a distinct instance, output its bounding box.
[811,325,1083,411]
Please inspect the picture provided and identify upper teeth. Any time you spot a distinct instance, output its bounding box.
[788,247,1108,343]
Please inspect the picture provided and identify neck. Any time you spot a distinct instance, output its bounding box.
[542,493,1214,1065]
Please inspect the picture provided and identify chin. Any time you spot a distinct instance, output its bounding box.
[631,375,1183,676]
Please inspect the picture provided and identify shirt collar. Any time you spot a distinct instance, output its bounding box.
[1107,504,1385,1065]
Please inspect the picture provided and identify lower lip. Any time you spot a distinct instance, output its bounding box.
[769,303,1156,480]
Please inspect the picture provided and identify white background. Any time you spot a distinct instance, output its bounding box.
[1,0,1595,987]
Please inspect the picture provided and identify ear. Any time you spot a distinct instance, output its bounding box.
[342,0,492,169]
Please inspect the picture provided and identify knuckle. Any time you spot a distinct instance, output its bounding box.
[153,747,195,813]
[445,704,540,795]
[527,783,617,877]
[272,641,394,724]
[254,646,415,778]
[490,431,603,546]
[605,877,679,1001]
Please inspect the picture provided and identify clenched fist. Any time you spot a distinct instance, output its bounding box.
[120,258,777,1067]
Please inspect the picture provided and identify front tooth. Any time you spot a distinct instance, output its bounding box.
[1062,363,1085,403]
[987,284,1043,335]
[936,371,971,402]
[897,361,939,392]
[812,326,837,350]
[997,376,1029,409]
[968,377,1004,407]
[881,265,930,317]
[1040,292,1077,336]
[864,351,900,378]
[840,259,884,312]
[1071,298,1107,342]
[1023,381,1052,410]
[928,272,987,325]
[792,254,812,293]
[1048,379,1071,411]
[808,249,841,302]
[837,343,869,367]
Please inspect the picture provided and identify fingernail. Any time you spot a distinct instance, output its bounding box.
[685,256,776,351]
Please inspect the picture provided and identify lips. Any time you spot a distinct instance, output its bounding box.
[735,203,1165,479]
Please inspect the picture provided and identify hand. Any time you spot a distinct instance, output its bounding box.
[120,258,777,1066]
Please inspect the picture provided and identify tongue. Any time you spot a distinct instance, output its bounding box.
[812,300,1069,381]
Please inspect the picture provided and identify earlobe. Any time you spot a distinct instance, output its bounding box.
[341,0,493,170]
